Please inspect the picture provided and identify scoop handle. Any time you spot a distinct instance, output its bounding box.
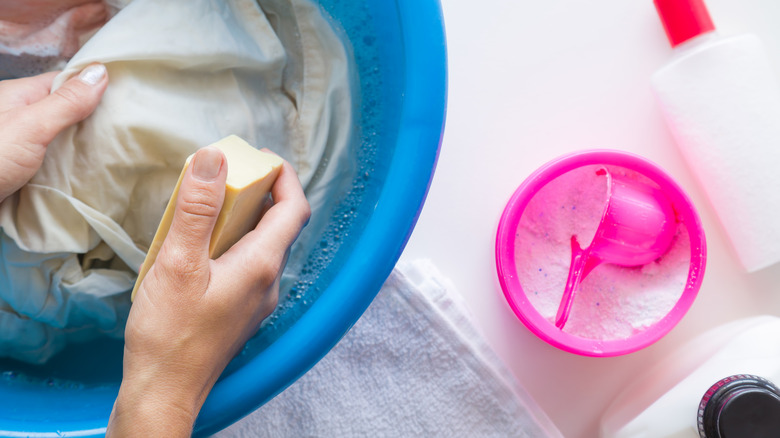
[555,236,600,329]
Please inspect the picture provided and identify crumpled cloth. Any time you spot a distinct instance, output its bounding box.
[0,0,352,363]
[216,260,562,438]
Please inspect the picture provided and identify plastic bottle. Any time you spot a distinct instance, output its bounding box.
[600,315,780,437]
[651,0,780,272]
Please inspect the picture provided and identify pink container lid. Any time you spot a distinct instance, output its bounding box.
[495,150,707,357]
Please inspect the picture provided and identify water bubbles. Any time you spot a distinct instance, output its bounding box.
[238,0,398,360]
[0,370,85,391]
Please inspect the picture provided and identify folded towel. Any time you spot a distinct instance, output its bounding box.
[215,259,561,437]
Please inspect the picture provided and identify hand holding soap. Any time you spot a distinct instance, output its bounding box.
[652,0,780,272]
[131,135,284,300]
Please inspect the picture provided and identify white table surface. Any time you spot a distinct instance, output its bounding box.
[398,0,780,436]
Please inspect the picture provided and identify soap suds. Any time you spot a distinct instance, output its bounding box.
[514,165,690,340]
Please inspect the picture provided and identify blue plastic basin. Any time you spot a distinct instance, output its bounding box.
[0,0,446,435]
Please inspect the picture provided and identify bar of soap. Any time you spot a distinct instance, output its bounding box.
[130,135,284,300]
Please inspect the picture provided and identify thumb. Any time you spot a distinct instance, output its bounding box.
[23,63,108,145]
[164,147,227,265]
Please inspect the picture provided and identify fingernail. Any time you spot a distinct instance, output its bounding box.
[78,63,107,86]
[192,147,223,181]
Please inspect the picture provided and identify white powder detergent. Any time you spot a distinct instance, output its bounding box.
[514,165,690,340]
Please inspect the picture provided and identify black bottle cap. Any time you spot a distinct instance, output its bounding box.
[698,374,780,438]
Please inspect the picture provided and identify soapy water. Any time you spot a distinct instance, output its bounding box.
[226,0,401,374]
[0,1,125,79]
[514,165,690,340]
[0,0,401,385]
[1,370,83,391]
[0,53,63,79]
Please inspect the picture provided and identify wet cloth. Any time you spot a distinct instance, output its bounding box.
[0,0,353,363]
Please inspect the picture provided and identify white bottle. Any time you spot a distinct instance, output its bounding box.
[600,315,780,437]
[651,0,780,272]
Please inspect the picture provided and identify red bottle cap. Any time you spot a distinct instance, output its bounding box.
[653,0,715,47]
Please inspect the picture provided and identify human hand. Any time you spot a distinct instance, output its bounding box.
[0,63,108,203]
[108,147,311,436]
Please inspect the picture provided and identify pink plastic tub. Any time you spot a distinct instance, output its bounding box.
[495,150,706,356]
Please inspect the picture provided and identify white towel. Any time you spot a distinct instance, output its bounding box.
[215,260,562,438]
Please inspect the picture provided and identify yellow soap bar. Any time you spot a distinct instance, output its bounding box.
[131,135,284,301]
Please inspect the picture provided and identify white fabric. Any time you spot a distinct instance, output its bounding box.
[0,0,352,363]
[216,260,562,438]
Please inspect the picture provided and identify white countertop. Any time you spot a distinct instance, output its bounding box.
[398,0,780,436]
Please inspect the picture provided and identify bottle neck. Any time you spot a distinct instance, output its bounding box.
[672,30,718,52]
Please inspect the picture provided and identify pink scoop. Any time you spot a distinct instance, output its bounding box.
[555,168,677,329]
